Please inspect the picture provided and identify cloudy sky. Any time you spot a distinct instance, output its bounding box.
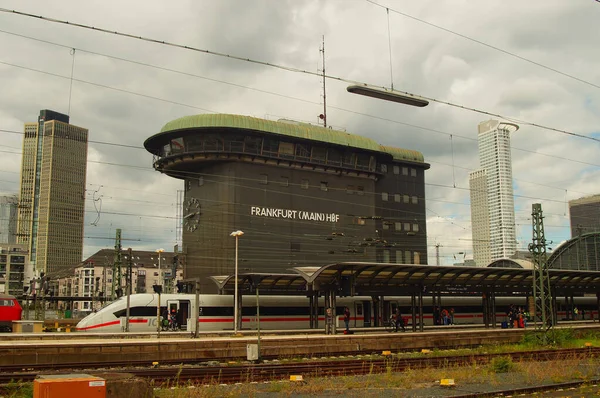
[0,0,598,266]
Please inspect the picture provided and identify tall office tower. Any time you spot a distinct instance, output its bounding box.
[469,170,490,267]
[569,194,600,237]
[0,195,18,244]
[469,120,519,266]
[16,110,88,276]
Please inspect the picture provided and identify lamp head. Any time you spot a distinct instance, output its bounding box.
[230,230,244,237]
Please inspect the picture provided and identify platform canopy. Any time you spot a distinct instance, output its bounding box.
[208,262,600,297]
[208,273,308,295]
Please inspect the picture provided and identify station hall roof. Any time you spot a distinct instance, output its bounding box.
[209,262,600,296]
[145,113,426,164]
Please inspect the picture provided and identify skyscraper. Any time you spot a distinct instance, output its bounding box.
[469,120,519,266]
[0,195,18,244]
[16,110,88,276]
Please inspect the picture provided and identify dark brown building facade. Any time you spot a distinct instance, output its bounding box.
[144,114,430,292]
[569,195,600,237]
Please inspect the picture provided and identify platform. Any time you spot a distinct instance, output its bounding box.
[3,324,599,369]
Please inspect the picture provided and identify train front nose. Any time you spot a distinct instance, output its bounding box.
[76,314,94,331]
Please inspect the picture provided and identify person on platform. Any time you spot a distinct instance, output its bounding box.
[343,306,351,334]
[441,308,449,325]
[394,307,405,332]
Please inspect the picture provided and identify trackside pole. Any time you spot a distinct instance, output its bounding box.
[194,279,200,338]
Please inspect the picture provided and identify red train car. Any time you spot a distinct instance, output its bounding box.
[0,294,22,332]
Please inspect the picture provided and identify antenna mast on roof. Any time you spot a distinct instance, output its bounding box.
[318,35,327,128]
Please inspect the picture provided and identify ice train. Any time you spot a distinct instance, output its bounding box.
[75,293,598,332]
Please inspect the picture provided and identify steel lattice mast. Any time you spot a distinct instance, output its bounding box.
[111,228,122,300]
[529,203,554,344]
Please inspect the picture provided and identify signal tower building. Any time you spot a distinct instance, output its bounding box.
[145,114,430,292]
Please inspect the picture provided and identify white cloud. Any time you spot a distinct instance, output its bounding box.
[0,0,598,265]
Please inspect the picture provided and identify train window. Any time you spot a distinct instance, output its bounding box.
[199,307,234,317]
[0,299,14,306]
[113,306,157,317]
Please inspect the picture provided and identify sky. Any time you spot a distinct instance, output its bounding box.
[0,0,599,266]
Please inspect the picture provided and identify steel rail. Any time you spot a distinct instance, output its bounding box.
[1,347,599,386]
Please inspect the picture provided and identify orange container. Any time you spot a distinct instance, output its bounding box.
[33,374,106,398]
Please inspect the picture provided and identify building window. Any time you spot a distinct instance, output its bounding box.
[280,177,289,187]
[346,185,355,194]
[405,251,411,264]
[394,194,400,202]
[395,250,403,263]
[411,196,418,204]
[403,195,409,203]
[381,164,387,173]
[355,217,366,225]
[301,179,309,189]
[259,174,268,185]
[279,142,294,156]
[395,222,402,231]
[413,224,419,232]
[382,192,388,201]
[402,167,408,176]
[383,223,390,230]
[383,250,391,263]
[198,176,204,186]
[357,186,365,195]
[410,168,417,177]
[414,252,421,264]
[404,222,410,231]
[320,182,328,191]
[393,165,400,175]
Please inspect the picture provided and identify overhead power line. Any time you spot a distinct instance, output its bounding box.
[366,0,600,91]
[0,8,598,144]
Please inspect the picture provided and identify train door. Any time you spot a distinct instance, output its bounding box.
[354,302,363,327]
[363,301,372,327]
[166,299,190,330]
[178,300,190,331]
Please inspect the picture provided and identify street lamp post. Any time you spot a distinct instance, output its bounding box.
[230,230,244,334]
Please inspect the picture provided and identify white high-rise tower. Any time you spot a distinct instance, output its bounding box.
[469,120,519,266]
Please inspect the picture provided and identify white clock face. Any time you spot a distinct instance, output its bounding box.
[183,197,201,232]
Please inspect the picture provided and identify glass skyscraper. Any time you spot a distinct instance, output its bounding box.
[469,120,519,266]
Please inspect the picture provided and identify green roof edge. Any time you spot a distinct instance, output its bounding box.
[159,114,425,163]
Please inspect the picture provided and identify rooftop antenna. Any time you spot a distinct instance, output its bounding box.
[318,35,327,128]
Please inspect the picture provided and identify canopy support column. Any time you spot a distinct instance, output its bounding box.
[491,291,497,328]
[410,291,417,332]
[418,287,424,332]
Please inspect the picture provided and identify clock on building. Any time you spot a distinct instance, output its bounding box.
[183,197,201,232]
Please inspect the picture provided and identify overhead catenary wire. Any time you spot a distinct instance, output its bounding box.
[0,141,591,226]
[0,31,598,173]
[0,10,592,260]
[0,8,597,145]
[365,0,600,91]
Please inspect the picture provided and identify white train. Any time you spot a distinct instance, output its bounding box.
[75,293,598,333]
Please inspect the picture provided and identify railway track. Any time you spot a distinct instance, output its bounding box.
[1,347,598,386]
